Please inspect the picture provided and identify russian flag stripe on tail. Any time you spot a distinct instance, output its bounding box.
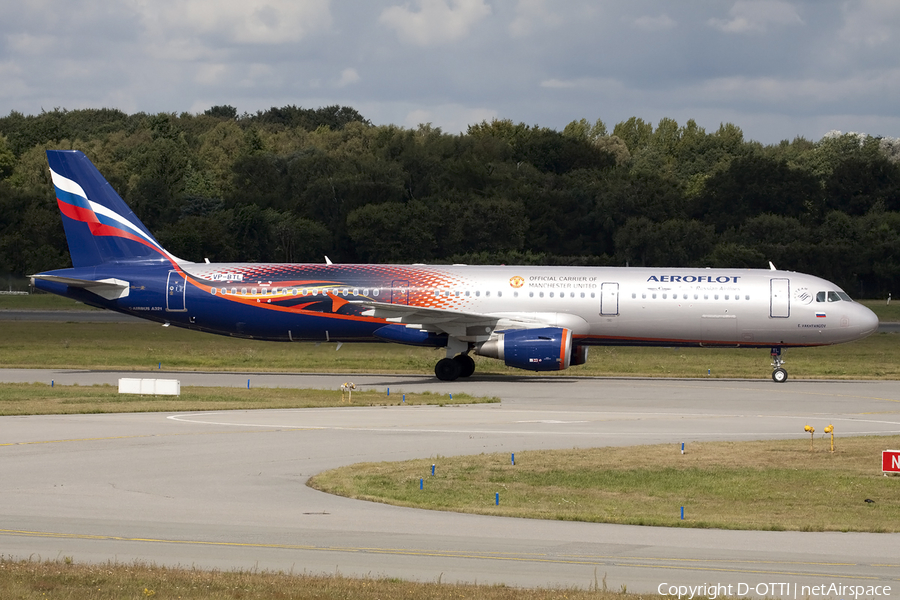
[46,150,177,268]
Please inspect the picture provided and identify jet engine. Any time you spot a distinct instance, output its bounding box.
[475,327,574,371]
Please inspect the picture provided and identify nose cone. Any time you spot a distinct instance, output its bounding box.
[856,303,880,338]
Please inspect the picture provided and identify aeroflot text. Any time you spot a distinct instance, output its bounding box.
[647,275,740,283]
[657,582,891,599]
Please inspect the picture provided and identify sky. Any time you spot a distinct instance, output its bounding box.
[1,0,899,145]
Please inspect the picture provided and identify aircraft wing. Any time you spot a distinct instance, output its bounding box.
[30,275,130,300]
[350,300,547,340]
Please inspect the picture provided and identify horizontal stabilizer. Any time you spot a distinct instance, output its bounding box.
[30,274,130,300]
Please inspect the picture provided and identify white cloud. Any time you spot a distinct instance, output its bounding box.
[379,0,492,46]
[681,69,900,110]
[129,0,332,45]
[336,68,360,88]
[195,63,229,85]
[839,0,900,47]
[633,14,676,32]
[404,104,497,133]
[7,33,57,55]
[509,0,563,38]
[540,77,627,94]
[708,1,803,34]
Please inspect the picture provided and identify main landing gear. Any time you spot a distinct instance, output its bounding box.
[434,353,475,381]
[770,347,787,383]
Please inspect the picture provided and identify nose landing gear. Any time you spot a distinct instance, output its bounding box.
[771,347,787,383]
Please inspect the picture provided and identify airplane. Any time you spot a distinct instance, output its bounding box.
[31,150,879,383]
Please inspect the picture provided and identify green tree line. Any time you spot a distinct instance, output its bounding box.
[0,106,898,297]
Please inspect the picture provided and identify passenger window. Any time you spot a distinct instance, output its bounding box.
[498,291,502,297]
[362,289,368,296]
[550,292,554,298]
[745,295,749,300]
[642,293,646,299]
[514,291,518,298]
[476,291,480,297]
[581,292,585,298]
[539,292,544,298]
[591,293,595,298]
[373,289,380,297]
[211,288,217,295]
[725,295,729,300]
[662,294,667,299]
[652,293,657,299]
[714,294,719,300]
[231,288,237,295]
[693,294,698,300]
[529,292,534,297]
[486,291,491,297]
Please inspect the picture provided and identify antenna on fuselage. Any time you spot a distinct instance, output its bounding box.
[768,261,777,271]
[325,256,333,265]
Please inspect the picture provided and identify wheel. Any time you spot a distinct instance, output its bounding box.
[453,354,476,378]
[772,367,788,383]
[435,357,461,381]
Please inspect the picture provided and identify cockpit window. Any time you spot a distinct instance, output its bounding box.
[818,290,852,302]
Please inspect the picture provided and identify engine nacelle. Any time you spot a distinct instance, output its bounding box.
[475,327,573,372]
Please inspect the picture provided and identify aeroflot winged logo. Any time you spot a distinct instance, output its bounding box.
[647,275,741,283]
[50,168,168,258]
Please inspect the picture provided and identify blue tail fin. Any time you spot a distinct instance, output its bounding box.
[47,150,174,267]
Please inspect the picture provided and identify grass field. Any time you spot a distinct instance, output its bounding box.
[0,382,494,416]
[0,293,103,310]
[0,557,658,600]
[0,320,897,379]
[309,436,900,532]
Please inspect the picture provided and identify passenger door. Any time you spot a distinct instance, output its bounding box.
[166,270,187,312]
[770,278,790,318]
[600,282,619,316]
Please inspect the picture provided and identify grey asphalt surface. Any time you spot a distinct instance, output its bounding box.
[2,369,900,596]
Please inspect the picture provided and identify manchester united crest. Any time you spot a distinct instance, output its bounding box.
[509,276,524,288]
